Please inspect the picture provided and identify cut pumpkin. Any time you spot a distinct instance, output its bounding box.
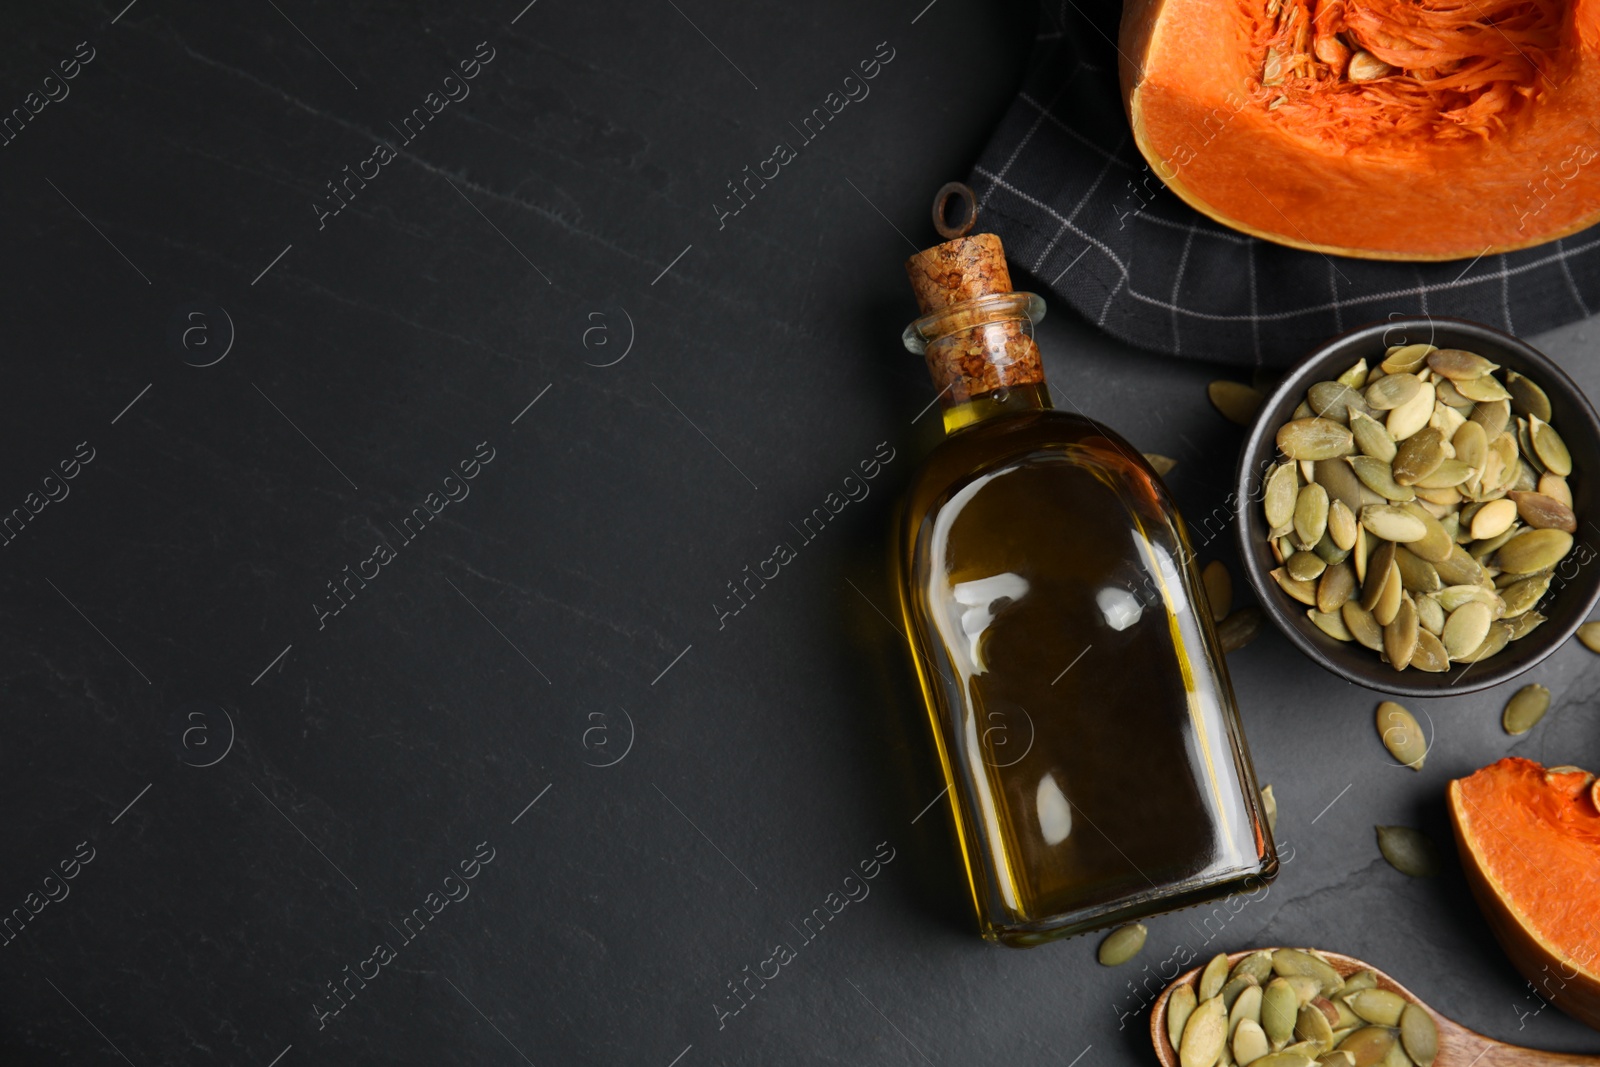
[1119,0,1600,258]
[1448,756,1600,1030]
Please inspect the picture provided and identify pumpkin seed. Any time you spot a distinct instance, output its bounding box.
[1470,523,1523,561]
[1314,458,1367,514]
[1317,561,1357,613]
[1398,1005,1437,1067]
[1285,975,1323,1007]
[1376,825,1441,877]
[1538,473,1572,507]
[1349,411,1398,462]
[1372,561,1404,627]
[1434,584,1501,612]
[1235,1019,1271,1066]
[1203,560,1233,621]
[1496,528,1573,573]
[1296,1004,1335,1049]
[1375,701,1425,770]
[1273,569,1318,606]
[1414,594,1445,635]
[1529,415,1573,476]
[1470,397,1511,438]
[1309,609,1353,641]
[1457,620,1513,662]
[1455,374,1512,402]
[1272,949,1343,996]
[1265,462,1300,528]
[1578,621,1600,653]
[1310,381,1370,424]
[1450,421,1487,468]
[1428,401,1467,441]
[1347,990,1406,1027]
[1409,630,1450,671]
[1337,1028,1397,1067]
[1200,952,1232,1001]
[1393,548,1440,594]
[1365,373,1421,411]
[1390,428,1444,486]
[1507,610,1547,642]
[1262,978,1301,1047]
[1233,985,1266,1038]
[1219,607,1265,653]
[1381,1037,1413,1067]
[1441,601,1494,659]
[1338,359,1370,389]
[1433,545,1485,586]
[1508,490,1577,532]
[1182,993,1231,1067]
[1233,950,1276,986]
[1169,983,1199,1049]
[1387,383,1435,441]
[1279,418,1353,460]
[1288,551,1328,582]
[1253,1056,1316,1067]
[1341,971,1379,994]
[1146,453,1178,476]
[1361,506,1426,543]
[1342,601,1384,651]
[1383,595,1419,669]
[1500,572,1551,617]
[1426,348,1498,380]
[1412,460,1472,490]
[1502,683,1551,735]
[1211,381,1266,426]
[1223,975,1262,1012]
[1296,484,1331,549]
[1469,498,1518,540]
[1348,456,1414,503]
[1504,370,1552,421]
[1320,1054,1357,1067]
[1381,344,1434,374]
[1261,784,1278,834]
[1326,500,1358,551]
[1097,922,1147,965]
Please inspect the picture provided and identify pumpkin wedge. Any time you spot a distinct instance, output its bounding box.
[1120,0,1600,258]
[1448,757,1600,1030]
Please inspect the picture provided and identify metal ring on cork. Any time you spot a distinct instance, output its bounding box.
[932,181,978,240]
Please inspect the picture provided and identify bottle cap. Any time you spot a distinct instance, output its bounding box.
[904,232,1015,315]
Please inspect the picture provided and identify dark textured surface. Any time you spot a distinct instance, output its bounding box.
[1,2,1598,1065]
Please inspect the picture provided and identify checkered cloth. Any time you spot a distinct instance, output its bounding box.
[968,0,1600,367]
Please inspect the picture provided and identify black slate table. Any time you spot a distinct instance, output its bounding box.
[4,2,1599,1065]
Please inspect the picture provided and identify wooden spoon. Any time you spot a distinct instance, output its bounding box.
[1149,949,1600,1067]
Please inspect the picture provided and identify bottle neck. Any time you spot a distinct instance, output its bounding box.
[902,291,1051,435]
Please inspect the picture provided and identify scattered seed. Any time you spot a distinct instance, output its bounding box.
[1212,381,1266,426]
[1376,826,1441,877]
[1376,701,1425,770]
[1261,783,1278,834]
[1502,684,1551,735]
[1145,453,1178,476]
[1219,607,1265,653]
[1203,560,1233,622]
[1098,922,1149,966]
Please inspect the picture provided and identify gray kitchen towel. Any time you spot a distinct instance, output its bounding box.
[969,0,1600,366]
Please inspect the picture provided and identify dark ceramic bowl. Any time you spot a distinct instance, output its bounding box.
[1235,317,1600,697]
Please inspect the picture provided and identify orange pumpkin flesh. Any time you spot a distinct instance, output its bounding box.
[1120,0,1600,258]
[1448,757,1600,1029]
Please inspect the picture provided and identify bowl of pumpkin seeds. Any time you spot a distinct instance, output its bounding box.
[1236,318,1600,696]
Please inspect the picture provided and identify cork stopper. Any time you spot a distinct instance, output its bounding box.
[903,218,1044,405]
[905,233,1014,314]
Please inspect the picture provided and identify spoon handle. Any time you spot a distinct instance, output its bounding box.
[1440,1018,1600,1067]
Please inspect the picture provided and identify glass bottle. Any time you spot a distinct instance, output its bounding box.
[894,230,1276,946]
